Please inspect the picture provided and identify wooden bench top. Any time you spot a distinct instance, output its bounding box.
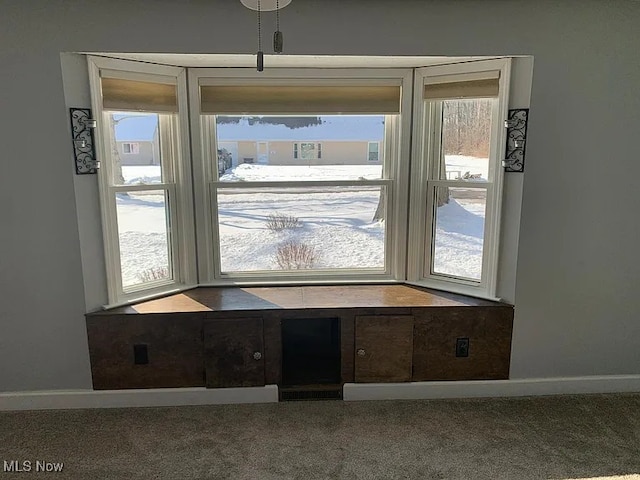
[89,284,506,316]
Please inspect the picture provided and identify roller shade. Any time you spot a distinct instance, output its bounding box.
[200,85,401,114]
[101,77,178,113]
[423,76,499,100]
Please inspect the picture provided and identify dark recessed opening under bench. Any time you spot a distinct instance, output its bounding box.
[281,317,341,389]
[85,285,514,398]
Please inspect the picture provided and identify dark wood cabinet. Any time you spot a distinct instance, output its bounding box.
[85,286,514,392]
[354,315,414,383]
[86,313,204,390]
[412,307,513,381]
[204,318,265,388]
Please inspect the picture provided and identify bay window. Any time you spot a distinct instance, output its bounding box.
[88,57,510,305]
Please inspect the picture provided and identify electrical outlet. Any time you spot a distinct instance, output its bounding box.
[456,337,470,357]
[133,344,149,365]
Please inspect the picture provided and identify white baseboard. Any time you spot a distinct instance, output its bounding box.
[0,385,279,411]
[3,376,639,411]
[343,375,640,401]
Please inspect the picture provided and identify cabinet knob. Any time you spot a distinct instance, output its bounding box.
[253,351,262,360]
[357,349,366,357]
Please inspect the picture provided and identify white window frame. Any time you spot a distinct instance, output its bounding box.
[293,142,322,160]
[85,57,516,305]
[407,58,511,299]
[188,68,413,285]
[368,141,380,162]
[298,142,320,160]
[122,142,139,155]
[87,56,197,306]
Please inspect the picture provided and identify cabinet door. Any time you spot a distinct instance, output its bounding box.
[204,318,265,388]
[412,307,513,381]
[354,315,414,383]
[86,314,204,390]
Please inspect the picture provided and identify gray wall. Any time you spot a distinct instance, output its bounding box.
[0,0,638,392]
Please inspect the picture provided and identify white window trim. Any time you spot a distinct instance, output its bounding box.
[294,142,322,160]
[85,58,518,306]
[367,141,380,162]
[121,142,139,154]
[188,68,413,285]
[87,56,197,306]
[407,58,511,300]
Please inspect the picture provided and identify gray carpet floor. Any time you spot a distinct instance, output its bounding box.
[1,394,639,479]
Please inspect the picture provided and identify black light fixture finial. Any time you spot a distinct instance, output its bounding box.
[257,0,264,71]
[240,0,291,69]
[274,0,283,54]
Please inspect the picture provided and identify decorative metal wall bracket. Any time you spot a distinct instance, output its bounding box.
[70,108,98,174]
[502,108,529,173]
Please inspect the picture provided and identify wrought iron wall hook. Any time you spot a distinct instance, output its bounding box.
[70,108,99,174]
[503,108,529,173]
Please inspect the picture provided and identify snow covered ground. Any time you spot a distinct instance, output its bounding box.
[432,189,485,280]
[219,163,382,182]
[115,190,170,288]
[117,159,486,286]
[217,187,384,272]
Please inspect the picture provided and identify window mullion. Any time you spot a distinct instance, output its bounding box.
[208,182,222,279]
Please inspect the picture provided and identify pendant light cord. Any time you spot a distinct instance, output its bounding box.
[257,0,262,52]
[276,0,280,32]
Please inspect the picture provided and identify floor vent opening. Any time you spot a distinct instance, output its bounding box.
[280,389,343,401]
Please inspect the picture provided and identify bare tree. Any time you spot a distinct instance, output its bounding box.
[372,187,386,222]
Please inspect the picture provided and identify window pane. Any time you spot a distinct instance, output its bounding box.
[431,186,486,281]
[214,115,386,180]
[217,186,386,273]
[108,112,165,185]
[440,99,493,181]
[116,190,172,289]
[300,142,316,160]
[368,142,379,162]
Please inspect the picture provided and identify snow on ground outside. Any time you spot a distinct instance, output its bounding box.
[444,156,489,181]
[219,163,383,182]
[115,191,170,288]
[432,195,485,280]
[117,159,486,286]
[120,155,486,184]
[217,188,384,272]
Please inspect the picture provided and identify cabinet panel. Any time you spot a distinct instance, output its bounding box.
[413,307,513,381]
[355,315,414,383]
[204,318,265,388]
[86,314,204,390]
[263,314,282,385]
[340,314,355,383]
